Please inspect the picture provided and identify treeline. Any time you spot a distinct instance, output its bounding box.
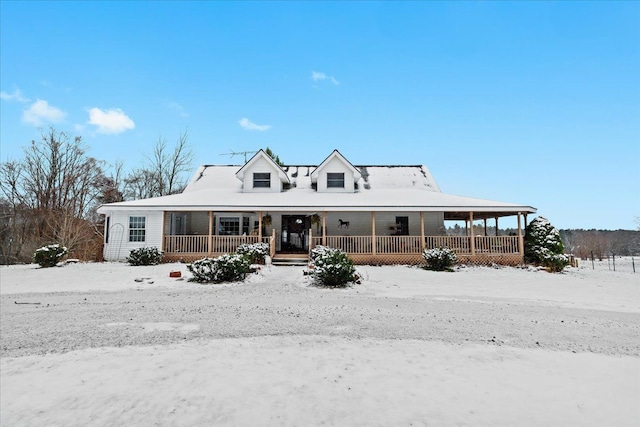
[0,127,193,264]
[446,225,640,258]
[560,229,640,259]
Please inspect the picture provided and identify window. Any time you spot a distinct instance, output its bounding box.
[129,216,146,242]
[253,172,271,188]
[105,216,110,243]
[219,217,240,235]
[396,216,409,236]
[327,172,345,188]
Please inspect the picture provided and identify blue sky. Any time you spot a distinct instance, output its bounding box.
[1,1,638,230]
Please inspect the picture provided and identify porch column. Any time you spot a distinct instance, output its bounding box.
[483,218,488,236]
[258,211,263,240]
[322,212,327,246]
[517,212,524,260]
[420,211,425,251]
[469,212,475,256]
[372,212,377,255]
[208,211,213,256]
[161,211,166,252]
[495,217,499,236]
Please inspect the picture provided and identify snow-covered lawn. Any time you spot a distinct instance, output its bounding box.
[1,261,639,426]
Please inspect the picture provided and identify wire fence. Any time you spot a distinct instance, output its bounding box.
[572,255,637,273]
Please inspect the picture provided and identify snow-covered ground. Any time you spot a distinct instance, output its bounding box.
[1,260,639,426]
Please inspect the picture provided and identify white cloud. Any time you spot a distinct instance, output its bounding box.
[238,117,271,131]
[165,101,189,118]
[0,88,30,103]
[88,107,135,134]
[311,71,339,85]
[22,99,67,126]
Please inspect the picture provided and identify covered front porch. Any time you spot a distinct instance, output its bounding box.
[161,210,528,266]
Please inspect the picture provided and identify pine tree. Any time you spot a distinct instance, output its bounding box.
[524,216,569,272]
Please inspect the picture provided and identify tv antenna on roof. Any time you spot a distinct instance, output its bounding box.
[220,150,258,163]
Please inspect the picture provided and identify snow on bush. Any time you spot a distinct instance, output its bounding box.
[127,247,163,266]
[187,253,251,283]
[524,216,569,272]
[33,244,68,268]
[422,247,457,271]
[236,242,269,264]
[310,245,356,288]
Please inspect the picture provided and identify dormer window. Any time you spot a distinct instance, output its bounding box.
[327,172,345,188]
[253,172,271,188]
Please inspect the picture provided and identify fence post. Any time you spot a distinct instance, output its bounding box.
[612,253,616,272]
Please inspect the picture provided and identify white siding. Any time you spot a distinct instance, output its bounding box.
[316,157,356,193]
[324,212,444,236]
[103,210,164,261]
[242,157,282,193]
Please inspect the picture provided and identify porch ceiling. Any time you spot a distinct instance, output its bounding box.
[444,211,528,221]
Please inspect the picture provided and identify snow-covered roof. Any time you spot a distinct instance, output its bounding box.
[98,163,536,218]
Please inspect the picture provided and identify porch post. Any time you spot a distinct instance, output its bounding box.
[517,212,524,260]
[161,211,166,252]
[420,211,425,251]
[322,212,327,246]
[258,211,263,240]
[469,212,475,256]
[208,211,213,256]
[371,211,377,255]
[271,228,276,258]
[495,217,499,236]
[483,218,487,236]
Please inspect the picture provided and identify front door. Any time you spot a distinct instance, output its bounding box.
[281,215,309,253]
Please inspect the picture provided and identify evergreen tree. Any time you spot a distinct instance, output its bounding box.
[264,147,284,166]
[524,216,568,272]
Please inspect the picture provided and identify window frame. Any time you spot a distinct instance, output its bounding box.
[327,172,345,188]
[128,216,146,242]
[219,217,240,236]
[253,172,271,188]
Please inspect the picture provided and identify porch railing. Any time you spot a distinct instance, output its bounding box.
[164,234,520,257]
[163,235,260,255]
[310,235,519,255]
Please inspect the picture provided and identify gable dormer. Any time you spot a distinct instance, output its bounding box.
[310,150,361,193]
[235,150,290,193]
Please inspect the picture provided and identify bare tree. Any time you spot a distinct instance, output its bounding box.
[123,129,194,199]
[0,127,106,262]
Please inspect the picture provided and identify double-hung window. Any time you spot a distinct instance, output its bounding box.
[327,172,345,188]
[219,217,240,235]
[129,216,146,242]
[253,172,271,188]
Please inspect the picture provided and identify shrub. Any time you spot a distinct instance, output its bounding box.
[524,216,569,272]
[422,247,457,271]
[236,242,269,264]
[188,253,251,283]
[127,247,163,266]
[33,244,68,268]
[310,246,356,288]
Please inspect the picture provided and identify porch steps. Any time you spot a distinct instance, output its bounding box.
[271,254,309,267]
